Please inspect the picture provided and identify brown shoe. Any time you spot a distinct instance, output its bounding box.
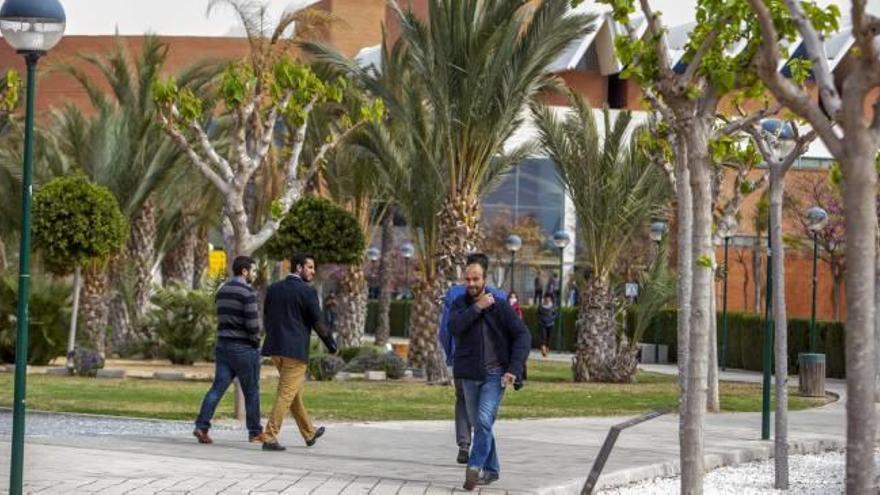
[249,433,267,443]
[193,428,212,444]
[463,467,480,491]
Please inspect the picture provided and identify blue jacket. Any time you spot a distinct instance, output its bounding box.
[439,284,506,366]
[448,291,531,381]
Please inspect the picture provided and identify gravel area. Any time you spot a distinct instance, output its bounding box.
[600,450,879,494]
[0,410,237,437]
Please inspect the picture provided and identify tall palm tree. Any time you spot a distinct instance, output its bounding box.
[390,0,595,285]
[47,36,220,354]
[533,92,670,383]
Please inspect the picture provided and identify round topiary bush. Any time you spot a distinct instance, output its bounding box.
[264,196,365,264]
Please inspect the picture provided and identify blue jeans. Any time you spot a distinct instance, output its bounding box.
[195,339,263,437]
[460,368,505,475]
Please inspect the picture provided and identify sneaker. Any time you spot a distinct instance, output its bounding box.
[306,426,326,447]
[463,467,481,491]
[262,441,287,451]
[457,448,469,465]
[193,428,212,444]
[477,471,500,485]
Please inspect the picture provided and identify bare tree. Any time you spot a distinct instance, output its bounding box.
[746,1,880,490]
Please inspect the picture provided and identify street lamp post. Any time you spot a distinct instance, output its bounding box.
[804,207,828,353]
[716,220,737,371]
[400,242,414,338]
[1,1,66,493]
[552,230,571,351]
[505,234,522,293]
[649,221,667,363]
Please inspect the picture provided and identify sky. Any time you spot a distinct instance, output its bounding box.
[48,0,880,37]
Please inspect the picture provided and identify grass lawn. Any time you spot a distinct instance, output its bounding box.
[0,361,828,421]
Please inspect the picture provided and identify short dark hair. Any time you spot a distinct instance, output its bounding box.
[232,256,255,277]
[291,252,315,272]
[465,252,489,274]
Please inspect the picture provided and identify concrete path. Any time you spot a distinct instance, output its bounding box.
[0,363,857,494]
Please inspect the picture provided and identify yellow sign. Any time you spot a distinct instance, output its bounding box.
[209,250,226,278]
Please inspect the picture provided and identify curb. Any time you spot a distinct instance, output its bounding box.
[539,437,846,494]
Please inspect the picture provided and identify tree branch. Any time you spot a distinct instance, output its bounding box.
[682,23,725,84]
[782,129,817,174]
[638,0,673,74]
[232,103,253,175]
[183,115,235,182]
[782,0,842,117]
[160,114,231,195]
[746,0,843,157]
[717,104,782,136]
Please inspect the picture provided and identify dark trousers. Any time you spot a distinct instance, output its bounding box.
[541,325,554,348]
[195,339,263,437]
[454,378,471,449]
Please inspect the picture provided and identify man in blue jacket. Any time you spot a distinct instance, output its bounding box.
[439,266,506,466]
[449,253,530,490]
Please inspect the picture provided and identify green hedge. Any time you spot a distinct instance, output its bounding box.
[364,301,846,378]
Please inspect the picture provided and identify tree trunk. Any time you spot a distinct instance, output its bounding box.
[193,225,209,289]
[574,277,635,382]
[682,119,713,495]
[0,235,7,272]
[80,263,110,357]
[769,172,789,489]
[337,264,368,348]
[66,265,82,369]
[375,212,394,346]
[839,145,877,494]
[672,133,693,452]
[128,198,157,321]
[407,276,447,382]
[707,276,720,412]
[162,218,198,289]
[875,224,880,401]
[437,196,481,284]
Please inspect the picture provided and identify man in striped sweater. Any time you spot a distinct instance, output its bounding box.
[193,255,264,445]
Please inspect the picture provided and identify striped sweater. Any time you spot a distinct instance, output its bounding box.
[216,277,261,345]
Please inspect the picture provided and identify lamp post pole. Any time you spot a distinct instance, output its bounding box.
[505,234,522,294]
[648,221,667,363]
[552,231,570,352]
[762,236,773,440]
[400,243,414,338]
[721,235,730,371]
[810,232,819,352]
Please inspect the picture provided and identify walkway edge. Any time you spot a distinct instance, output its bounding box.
[539,437,846,494]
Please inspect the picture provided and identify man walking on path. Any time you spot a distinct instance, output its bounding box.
[261,253,338,451]
[193,255,264,445]
[439,265,506,465]
[449,253,531,490]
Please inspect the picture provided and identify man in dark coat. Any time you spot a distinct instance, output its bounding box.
[449,253,531,490]
[261,253,337,451]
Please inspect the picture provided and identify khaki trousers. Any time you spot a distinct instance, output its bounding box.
[263,356,316,443]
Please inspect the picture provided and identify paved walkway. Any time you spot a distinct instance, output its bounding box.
[0,363,858,494]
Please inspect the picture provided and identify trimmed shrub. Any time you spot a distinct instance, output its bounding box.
[340,345,381,363]
[308,354,345,381]
[264,196,365,264]
[343,352,407,379]
[0,270,70,365]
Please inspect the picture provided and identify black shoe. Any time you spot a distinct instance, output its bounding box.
[306,426,325,447]
[457,448,469,464]
[193,428,212,444]
[477,471,500,485]
[463,467,480,491]
[262,441,286,451]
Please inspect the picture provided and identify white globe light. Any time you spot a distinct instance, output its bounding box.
[0,0,66,53]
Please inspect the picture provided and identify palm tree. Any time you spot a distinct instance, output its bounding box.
[533,92,670,382]
[46,36,220,354]
[390,0,595,285]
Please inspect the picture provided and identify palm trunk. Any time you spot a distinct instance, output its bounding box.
[192,225,209,289]
[80,263,110,357]
[128,198,157,321]
[437,196,481,284]
[337,264,368,348]
[375,212,394,346]
[839,144,878,494]
[162,219,198,288]
[574,277,636,382]
[769,171,789,489]
[407,276,447,382]
[682,119,713,495]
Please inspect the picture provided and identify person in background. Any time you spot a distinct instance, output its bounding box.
[508,291,524,320]
[537,294,557,357]
[323,291,339,345]
[532,271,543,304]
[193,255,264,445]
[545,273,559,305]
[439,261,506,465]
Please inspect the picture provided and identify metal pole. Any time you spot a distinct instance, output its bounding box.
[509,251,516,293]
[762,234,773,441]
[403,258,409,338]
[721,236,730,371]
[653,240,661,363]
[10,53,40,495]
[556,248,564,351]
[809,232,819,353]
